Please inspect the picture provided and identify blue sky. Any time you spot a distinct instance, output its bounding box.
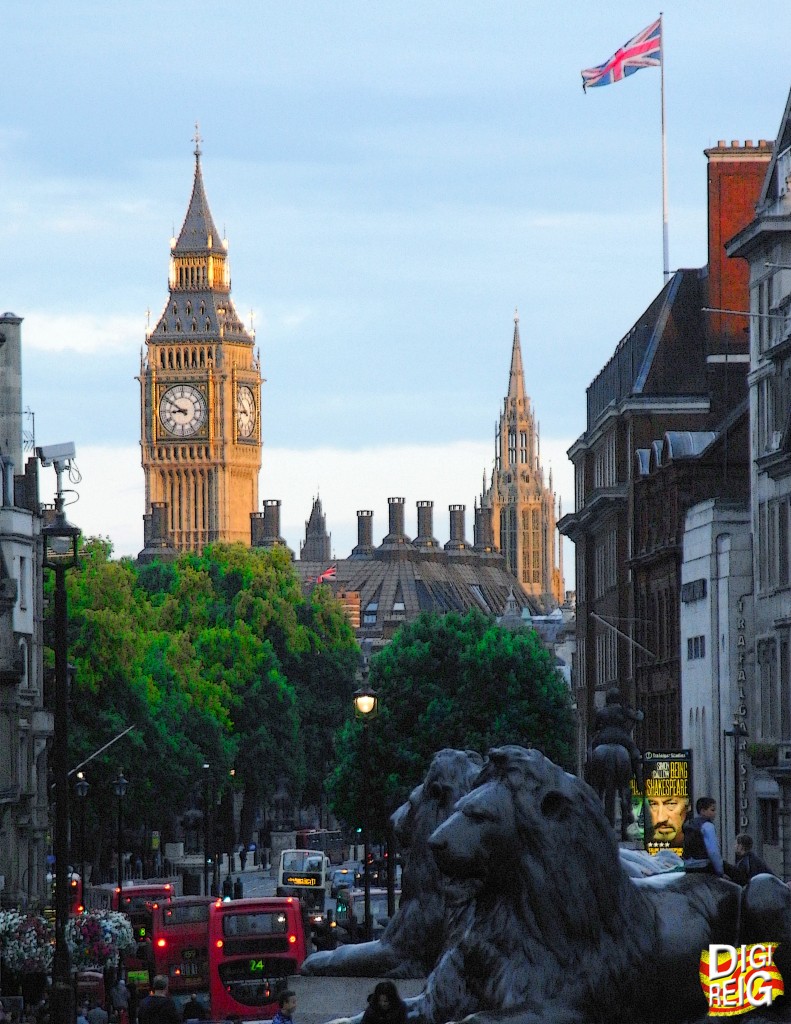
[3,2,790,568]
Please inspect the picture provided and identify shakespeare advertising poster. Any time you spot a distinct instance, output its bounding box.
[630,750,693,855]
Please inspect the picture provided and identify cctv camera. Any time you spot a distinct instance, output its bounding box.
[35,442,76,466]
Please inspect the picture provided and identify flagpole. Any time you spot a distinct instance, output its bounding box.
[660,12,669,281]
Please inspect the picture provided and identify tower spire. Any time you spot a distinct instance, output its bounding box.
[193,122,202,160]
[508,307,526,401]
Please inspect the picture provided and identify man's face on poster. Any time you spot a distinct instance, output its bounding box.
[647,794,690,844]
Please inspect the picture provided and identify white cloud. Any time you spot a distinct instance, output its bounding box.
[68,438,576,587]
[23,312,142,354]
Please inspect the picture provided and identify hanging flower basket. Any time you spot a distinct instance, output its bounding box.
[66,911,135,970]
[0,911,54,974]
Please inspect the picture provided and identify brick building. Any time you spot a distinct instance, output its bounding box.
[559,140,771,766]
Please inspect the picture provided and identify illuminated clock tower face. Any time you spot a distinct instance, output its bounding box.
[236,385,256,438]
[158,384,207,437]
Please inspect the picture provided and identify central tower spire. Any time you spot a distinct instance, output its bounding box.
[508,308,526,401]
[480,311,564,608]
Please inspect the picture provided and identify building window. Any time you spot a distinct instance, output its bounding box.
[594,431,616,489]
[687,635,706,660]
[780,632,790,739]
[19,556,28,610]
[576,547,586,604]
[757,274,775,353]
[507,429,516,466]
[594,529,617,598]
[595,630,617,688]
[758,638,779,737]
[363,601,378,625]
[759,798,780,843]
[519,431,528,464]
[575,460,585,511]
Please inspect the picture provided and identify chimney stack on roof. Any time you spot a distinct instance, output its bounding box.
[381,496,410,547]
[351,509,374,558]
[413,500,439,549]
[444,504,471,552]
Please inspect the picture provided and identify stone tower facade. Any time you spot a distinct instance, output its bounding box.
[300,496,332,562]
[138,139,262,555]
[481,313,564,607]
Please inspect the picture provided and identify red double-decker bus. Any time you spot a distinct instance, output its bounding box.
[208,897,307,1020]
[84,882,176,995]
[150,896,212,1007]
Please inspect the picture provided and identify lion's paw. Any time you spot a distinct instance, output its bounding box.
[300,950,332,975]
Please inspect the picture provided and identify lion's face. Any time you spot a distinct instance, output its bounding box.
[428,779,516,878]
[391,749,482,849]
[428,746,589,881]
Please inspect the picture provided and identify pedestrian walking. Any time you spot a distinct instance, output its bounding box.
[361,982,408,1024]
[682,796,725,876]
[726,834,776,885]
[111,978,130,1024]
[271,991,297,1024]
[87,1001,109,1024]
[137,977,180,1024]
[239,847,247,872]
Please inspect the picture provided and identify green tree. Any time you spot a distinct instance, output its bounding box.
[327,609,575,833]
[54,539,359,870]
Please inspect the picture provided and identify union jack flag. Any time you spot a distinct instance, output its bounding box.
[308,565,337,585]
[581,18,661,92]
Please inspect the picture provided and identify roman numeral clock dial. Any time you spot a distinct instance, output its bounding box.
[159,384,207,437]
[236,384,256,439]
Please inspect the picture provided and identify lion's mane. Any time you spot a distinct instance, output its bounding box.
[415,745,749,1024]
[301,748,482,978]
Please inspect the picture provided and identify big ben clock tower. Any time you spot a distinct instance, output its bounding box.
[139,133,262,554]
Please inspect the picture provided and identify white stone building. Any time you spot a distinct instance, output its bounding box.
[679,500,765,866]
[726,87,791,876]
[0,312,50,908]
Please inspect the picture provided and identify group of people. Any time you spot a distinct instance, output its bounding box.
[73,978,410,1024]
[589,687,779,884]
[76,977,195,1024]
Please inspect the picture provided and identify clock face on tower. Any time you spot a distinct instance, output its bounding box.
[236,384,256,439]
[159,384,207,437]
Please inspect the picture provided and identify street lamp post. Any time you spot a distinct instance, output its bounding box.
[353,671,378,942]
[724,716,749,839]
[114,773,128,898]
[75,774,89,907]
[202,763,211,897]
[42,471,80,1024]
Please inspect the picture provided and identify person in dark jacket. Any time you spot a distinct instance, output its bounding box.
[727,834,775,885]
[137,977,180,1024]
[682,796,724,876]
[361,982,408,1024]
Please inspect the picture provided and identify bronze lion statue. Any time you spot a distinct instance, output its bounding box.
[402,745,791,1024]
[301,748,483,978]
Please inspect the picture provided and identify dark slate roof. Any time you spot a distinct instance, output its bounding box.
[585,268,707,428]
[152,290,252,345]
[174,155,223,254]
[295,551,542,634]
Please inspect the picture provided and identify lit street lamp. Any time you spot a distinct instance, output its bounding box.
[41,463,80,1024]
[114,772,128,899]
[353,669,378,942]
[75,774,89,908]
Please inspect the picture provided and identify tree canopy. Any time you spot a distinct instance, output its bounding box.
[53,540,359,871]
[327,609,575,834]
